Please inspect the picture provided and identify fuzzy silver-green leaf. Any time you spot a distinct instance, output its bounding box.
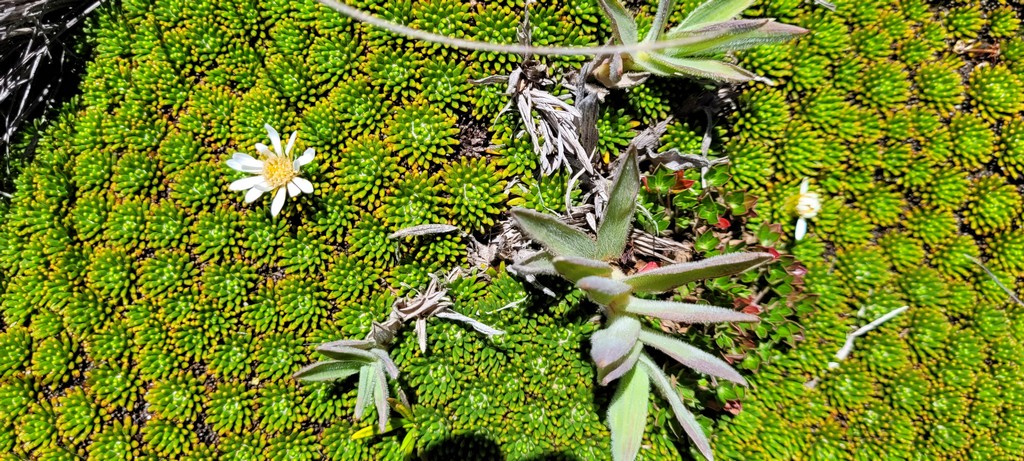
[623,252,773,294]
[552,256,614,283]
[625,297,759,323]
[596,0,638,45]
[665,19,808,56]
[672,0,754,32]
[591,315,642,372]
[598,341,644,386]
[596,146,640,260]
[511,208,598,259]
[578,276,633,312]
[639,354,714,461]
[639,328,746,385]
[292,360,363,382]
[354,364,375,419]
[608,364,650,461]
[373,363,390,431]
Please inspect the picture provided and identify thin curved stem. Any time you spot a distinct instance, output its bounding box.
[318,0,714,56]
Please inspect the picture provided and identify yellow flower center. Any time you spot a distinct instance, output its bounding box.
[262,155,296,189]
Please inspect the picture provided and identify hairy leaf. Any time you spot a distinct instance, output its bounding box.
[626,298,759,324]
[317,344,381,362]
[369,348,400,380]
[591,315,642,370]
[512,208,598,259]
[639,355,714,461]
[607,365,650,461]
[319,339,375,350]
[673,0,755,32]
[292,360,363,382]
[373,363,390,431]
[636,53,767,83]
[511,251,557,276]
[599,342,644,386]
[578,276,633,312]
[639,329,746,385]
[596,0,639,45]
[666,20,807,56]
[597,146,640,260]
[644,0,678,43]
[354,364,375,419]
[623,252,773,293]
[387,224,459,239]
[553,256,614,283]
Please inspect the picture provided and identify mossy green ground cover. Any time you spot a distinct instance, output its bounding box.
[0,0,1022,459]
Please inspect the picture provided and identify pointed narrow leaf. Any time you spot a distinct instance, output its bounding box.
[553,256,614,283]
[319,339,375,350]
[354,365,375,419]
[591,315,642,370]
[607,365,650,461]
[578,276,633,312]
[626,298,759,324]
[623,252,773,294]
[644,0,677,42]
[599,342,644,386]
[673,0,755,32]
[596,0,639,45]
[639,355,714,461]
[387,224,459,239]
[665,20,807,56]
[597,146,640,260]
[292,360,363,382]
[639,329,746,385]
[511,208,598,259]
[435,310,505,336]
[373,363,391,432]
[415,318,428,354]
[511,251,557,276]
[351,422,395,440]
[636,53,767,83]
[317,344,380,362]
[369,348,399,380]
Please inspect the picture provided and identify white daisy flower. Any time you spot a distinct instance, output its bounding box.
[794,178,821,241]
[226,124,315,216]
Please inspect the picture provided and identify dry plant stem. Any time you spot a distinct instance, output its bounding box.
[316,0,761,57]
[967,255,1024,306]
[829,305,909,368]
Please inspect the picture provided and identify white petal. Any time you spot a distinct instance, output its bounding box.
[265,124,283,156]
[293,148,315,169]
[800,178,810,194]
[255,143,273,157]
[271,187,287,216]
[244,187,265,203]
[795,218,807,241]
[287,181,300,198]
[253,179,274,192]
[227,153,264,173]
[292,177,314,194]
[230,175,265,191]
[285,131,298,156]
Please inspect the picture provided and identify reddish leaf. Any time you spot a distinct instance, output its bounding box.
[741,304,763,315]
[716,217,730,229]
[638,261,660,273]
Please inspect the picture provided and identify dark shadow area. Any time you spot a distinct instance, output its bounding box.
[418,433,504,461]
[1,0,101,195]
[522,451,582,461]
[418,432,583,461]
